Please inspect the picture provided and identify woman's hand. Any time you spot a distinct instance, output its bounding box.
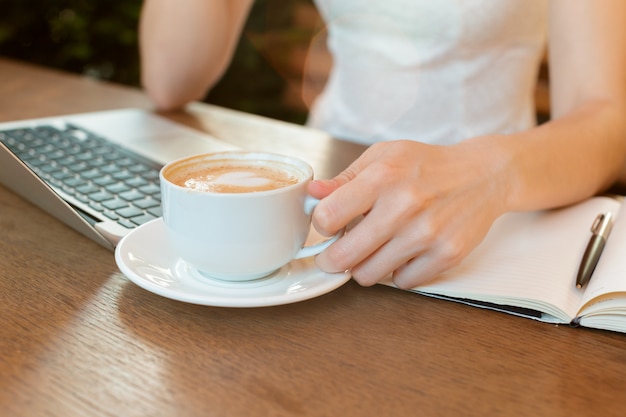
[308,138,511,289]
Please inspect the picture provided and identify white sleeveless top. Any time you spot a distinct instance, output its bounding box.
[307,0,548,145]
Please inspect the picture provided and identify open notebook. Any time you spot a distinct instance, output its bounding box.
[382,196,626,334]
[0,108,237,250]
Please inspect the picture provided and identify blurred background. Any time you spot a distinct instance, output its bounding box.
[0,0,329,125]
[0,0,549,124]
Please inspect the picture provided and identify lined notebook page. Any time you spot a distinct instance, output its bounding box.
[406,197,622,322]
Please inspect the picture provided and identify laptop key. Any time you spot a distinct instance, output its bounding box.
[102,198,129,210]
[93,176,116,187]
[64,177,87,188]
[89,190,114,202]
[125,177,148,188]
[119,189,145,201]
[134,196,160,209]
[116,206,143,218]
[117,218,136,229]
[105,182,131,194]
[102,210,119,221]
[76,184,100,194]
[130,213,157,226]
[138,183,160,194]
[147,206,163,217]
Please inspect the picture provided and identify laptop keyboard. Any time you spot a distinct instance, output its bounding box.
[0,123,163,230]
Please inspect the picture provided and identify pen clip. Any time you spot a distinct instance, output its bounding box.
[591,212,613,237]
[591,213,606,233]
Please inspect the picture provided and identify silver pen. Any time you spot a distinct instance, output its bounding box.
[576,212,614,289]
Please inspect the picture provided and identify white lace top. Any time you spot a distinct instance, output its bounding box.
[307,0,549,145]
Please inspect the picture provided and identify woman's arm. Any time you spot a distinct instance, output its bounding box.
[308,0,626,288]
[139,0,254,111]
[505,0,626,209]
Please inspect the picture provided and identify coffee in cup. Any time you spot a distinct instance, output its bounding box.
[166,158,301,193]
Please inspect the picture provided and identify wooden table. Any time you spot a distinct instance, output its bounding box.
[1,57,625,417]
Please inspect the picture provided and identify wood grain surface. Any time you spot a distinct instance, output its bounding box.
[1,57,625,417]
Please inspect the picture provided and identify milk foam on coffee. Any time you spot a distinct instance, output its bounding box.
[169,160,302,193]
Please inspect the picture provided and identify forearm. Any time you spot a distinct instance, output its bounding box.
[139,0,253,110]
[487,0,626,212]
[486,98,626,212]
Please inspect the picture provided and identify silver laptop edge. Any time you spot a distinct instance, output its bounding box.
[0,108,238,249]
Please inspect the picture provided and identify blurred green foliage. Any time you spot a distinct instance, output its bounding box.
[0,0,309,124]
[0,0,142,85]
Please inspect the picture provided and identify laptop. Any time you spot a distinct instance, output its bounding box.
[0,108,238,250]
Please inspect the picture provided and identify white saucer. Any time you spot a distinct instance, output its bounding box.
[114,218,351,307]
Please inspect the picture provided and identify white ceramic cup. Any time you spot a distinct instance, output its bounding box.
[160,151,342,281]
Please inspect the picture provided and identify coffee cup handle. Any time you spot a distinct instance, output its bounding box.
[294,196,345,259]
